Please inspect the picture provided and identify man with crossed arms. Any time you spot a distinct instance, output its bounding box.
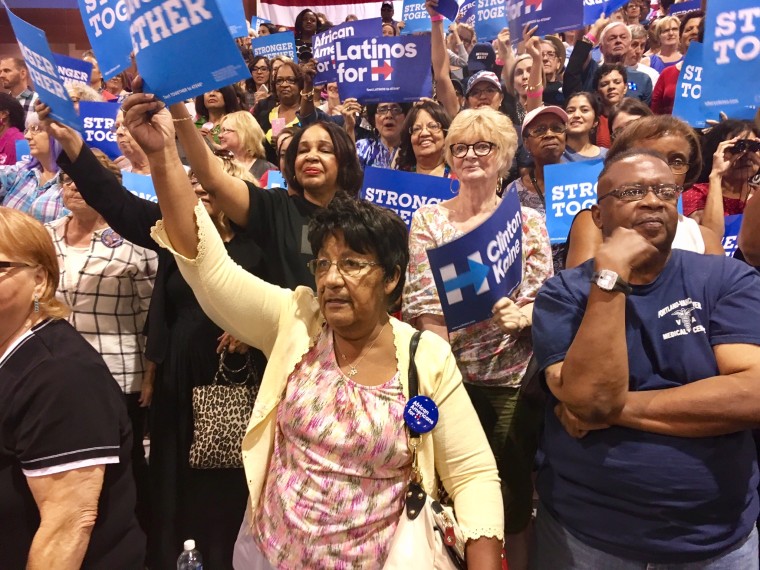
[532,148,760,568]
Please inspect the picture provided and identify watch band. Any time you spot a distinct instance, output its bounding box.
[591,271,632,295]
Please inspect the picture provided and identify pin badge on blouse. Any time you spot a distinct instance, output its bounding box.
[404,396,439,434]
[101,228,124,248]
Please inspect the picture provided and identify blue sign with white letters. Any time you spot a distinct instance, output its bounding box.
[126,0,249,105]
[401,0,433,34]
[79,101,120,160]
[583,0,629,25]
[459,0,476,26]
[335,36,432,103]
[252,31,297,61]
[426,184,523,332]
[360,167,456,229]
[544,160,603,245]
[723,214,743,257]
[76,0,132,79]
[670,0,702,17]
[219,0,248,38]
[4,5,81,130]
[475,0,506,42]
[702,0,760,110]
[15,140,30,163]
[265,169,286,190]
[507,0,585,44]
[53,53,92,88]
[314,18,382,84]
[122,170,157,203]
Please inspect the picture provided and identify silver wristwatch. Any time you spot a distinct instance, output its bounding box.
[591,269,632,295]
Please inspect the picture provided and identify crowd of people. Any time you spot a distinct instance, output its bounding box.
[2,0,760,569]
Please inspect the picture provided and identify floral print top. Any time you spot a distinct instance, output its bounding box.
[403,203,553,388]
[253,327,411,569]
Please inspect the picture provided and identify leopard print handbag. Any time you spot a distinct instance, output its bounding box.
[189,351,259,469]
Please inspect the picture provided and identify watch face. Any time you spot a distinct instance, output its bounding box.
[597,270,618,290]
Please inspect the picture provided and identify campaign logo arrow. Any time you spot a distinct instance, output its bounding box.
[526,0,543,12]
[442,255,491,298]
[371,60,394,80]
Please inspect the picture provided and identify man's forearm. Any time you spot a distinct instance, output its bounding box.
[553,288,630,422]
[614,373,760,437]
[27,519,94,569]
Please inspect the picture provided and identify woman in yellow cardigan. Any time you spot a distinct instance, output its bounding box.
[121,91,504,569]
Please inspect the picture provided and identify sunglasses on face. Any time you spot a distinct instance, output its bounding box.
[598,183,683,203]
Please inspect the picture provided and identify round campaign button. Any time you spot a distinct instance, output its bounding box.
[100,228,124,248]
[404,396,439,434]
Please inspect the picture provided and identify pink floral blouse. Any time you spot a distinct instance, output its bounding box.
[252,327,411,568]
[402,203,553,388]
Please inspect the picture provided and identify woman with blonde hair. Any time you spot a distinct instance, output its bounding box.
[218,110,275,179]
[648,16,683,72]
[404,106,553,570]
[0,206,145,568]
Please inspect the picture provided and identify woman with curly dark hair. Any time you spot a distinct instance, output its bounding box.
[0,93,25,166]
[193,85,241,146]
[395,100,452,176]
[246,55,272,112]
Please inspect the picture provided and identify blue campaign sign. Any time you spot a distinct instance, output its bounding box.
[475,0,506,42]
[722,214,743,257]
[79,101,120,160]
[507,0,585,43]
[401,0,432,34]
[436,0,460,21]
[544,160,603,244]
[459,0,476,26]
[583,0,629,25]
[670,0,702,17]
[76,0,132,79]
[265,170,287,190]
[426,184,523,332]
[219,0,248,38]
[336,36,432,103]
[314,18,382,84]
[122,170,157,203]
[4,5,81,131]
[673,43,758,127]
[53,53,92,88]
[15,139,30,163]
[252,31,297,61]
[360,167,456,228]
[702,0,760,111]
[127,0,249,106]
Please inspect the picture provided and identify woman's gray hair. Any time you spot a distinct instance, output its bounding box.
[444,107,517,178]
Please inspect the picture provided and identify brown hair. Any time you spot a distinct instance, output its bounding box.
[0,207,69,319]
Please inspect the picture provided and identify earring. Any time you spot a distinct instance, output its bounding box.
[450,177,459,195]
[33,294,40,313]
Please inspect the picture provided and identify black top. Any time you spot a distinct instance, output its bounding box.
[0,319,145,569]
[232,182,321,290]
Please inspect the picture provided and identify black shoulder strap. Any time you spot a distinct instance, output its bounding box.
[407,331,422,439]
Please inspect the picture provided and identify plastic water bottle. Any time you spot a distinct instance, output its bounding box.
[177,539,203,570]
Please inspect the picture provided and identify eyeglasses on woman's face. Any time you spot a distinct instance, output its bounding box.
[525,123,567,138]
[449,141,495,158]
[275,77,297,86]
[252,65,269,73]
[597,183,683,203]
[308,258,380,278]
[410,122,443,136]
[24,125,43,136]
[376,105,403,117]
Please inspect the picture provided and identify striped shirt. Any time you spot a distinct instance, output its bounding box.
[47,216,158,393]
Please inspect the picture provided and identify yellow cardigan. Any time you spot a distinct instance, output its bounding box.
[151,201,504,541]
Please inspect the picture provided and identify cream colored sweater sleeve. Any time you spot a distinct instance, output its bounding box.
[419,333,505,541]
[150,200,291,357]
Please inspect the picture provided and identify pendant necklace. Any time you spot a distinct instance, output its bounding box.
[338,322,388,377]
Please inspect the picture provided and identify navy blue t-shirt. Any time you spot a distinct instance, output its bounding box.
[532,250,760,563]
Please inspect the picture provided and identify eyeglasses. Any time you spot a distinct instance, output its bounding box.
[541,51,557,59]
[376,105,404,117]
[275,77,297,86]
[449,141,495,158]
[220,127,236,135]
[252,66,269,72]
[24,125,42,135]
[525,123,567,138]
[468,86,500,98]
[60,176,74,186]
[598,183,683,203]
[410,122,443,135]
[0,261,31,270]
[307,258,380,277]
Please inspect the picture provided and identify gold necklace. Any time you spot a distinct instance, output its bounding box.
[338,322,388,377]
